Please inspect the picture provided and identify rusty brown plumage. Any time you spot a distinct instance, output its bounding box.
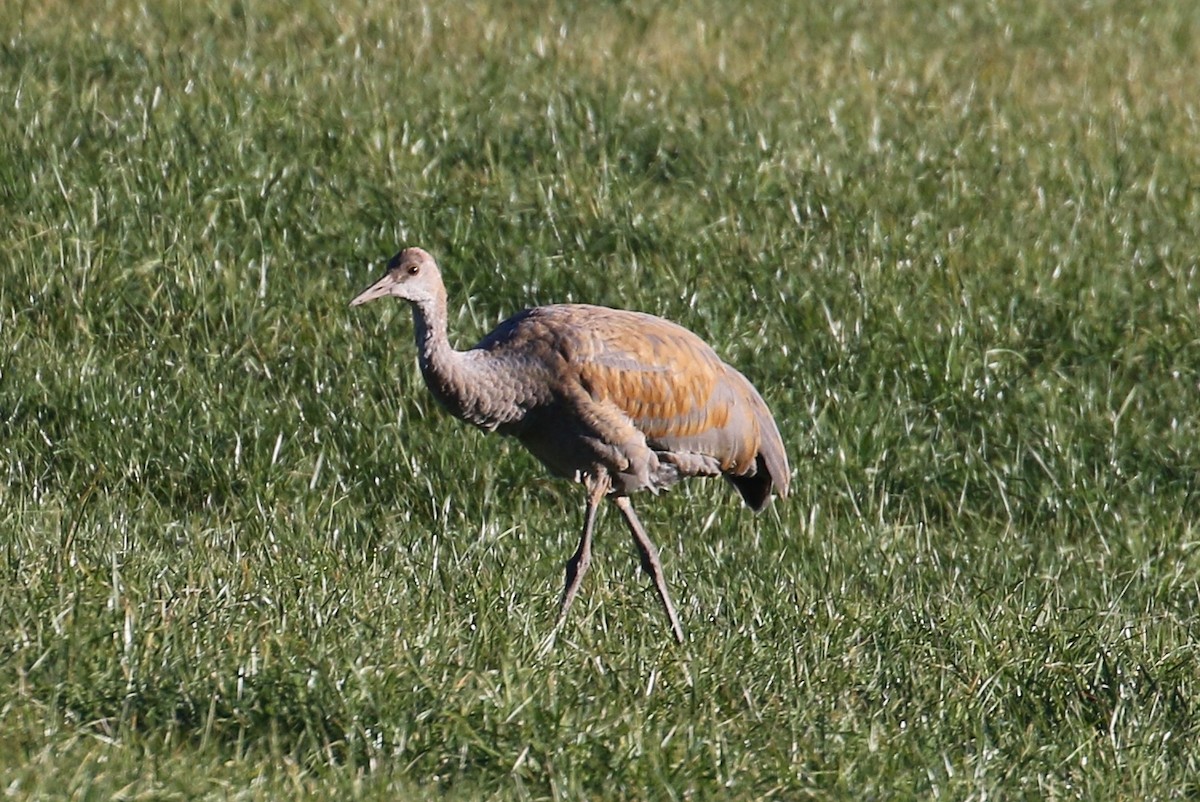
[351,247,789,647]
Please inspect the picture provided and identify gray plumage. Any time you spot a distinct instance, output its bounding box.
[351,247,789,645]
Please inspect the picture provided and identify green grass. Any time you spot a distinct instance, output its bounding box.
[3,0,1200,798]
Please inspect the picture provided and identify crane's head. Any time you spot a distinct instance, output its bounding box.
[349,247,443,307]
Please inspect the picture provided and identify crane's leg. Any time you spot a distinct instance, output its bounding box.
[613,496,685,644]
[541,474,609,653]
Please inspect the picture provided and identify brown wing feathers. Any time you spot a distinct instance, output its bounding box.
[550,307,787,504]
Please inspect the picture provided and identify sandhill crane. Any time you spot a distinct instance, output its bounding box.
[350,247,789,646]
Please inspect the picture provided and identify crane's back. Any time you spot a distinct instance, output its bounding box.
[472,304,789,507]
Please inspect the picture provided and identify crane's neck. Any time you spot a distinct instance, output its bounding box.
[409,289,495,427]
[411,289,453,375]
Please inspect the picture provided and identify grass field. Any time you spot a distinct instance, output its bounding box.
[3,0,1200,798]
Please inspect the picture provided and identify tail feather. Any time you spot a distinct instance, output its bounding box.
[725,371,790,511]
[725,459,774,511]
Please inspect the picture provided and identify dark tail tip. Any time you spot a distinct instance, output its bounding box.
[725,452,785,512]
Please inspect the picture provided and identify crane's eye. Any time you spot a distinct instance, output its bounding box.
[406,263,420,276]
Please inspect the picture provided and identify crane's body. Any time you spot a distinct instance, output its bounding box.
[351,247,789,645]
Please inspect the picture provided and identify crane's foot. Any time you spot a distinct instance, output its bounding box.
[536,629,559,657]
[539,548,587,657]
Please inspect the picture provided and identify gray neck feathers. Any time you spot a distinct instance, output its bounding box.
[410,291,508,430]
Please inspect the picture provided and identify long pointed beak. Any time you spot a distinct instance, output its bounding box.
[349,272,394,307]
